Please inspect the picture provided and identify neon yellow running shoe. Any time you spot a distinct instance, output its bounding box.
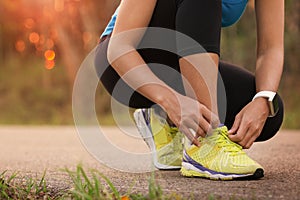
[181,126,264,180]
[134,108,183,169]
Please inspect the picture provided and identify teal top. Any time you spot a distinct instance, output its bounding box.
[101,0,248,38]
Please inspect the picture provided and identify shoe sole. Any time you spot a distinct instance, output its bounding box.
[133,109,181,170]
[181,162,264,180]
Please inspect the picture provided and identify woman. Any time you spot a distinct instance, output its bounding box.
[94,0,284,180]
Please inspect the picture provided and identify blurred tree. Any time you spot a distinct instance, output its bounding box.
[221,0,299,74]
[284,0,300,74]
[0,0,121,124]
[0,0,120,86]
[53,0,120,86]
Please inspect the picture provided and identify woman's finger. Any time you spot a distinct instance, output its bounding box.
[197,117,212,135]
[185,119,206,138]
[200,105,220,129]
[228,114,241,136]
[180,126,200,147]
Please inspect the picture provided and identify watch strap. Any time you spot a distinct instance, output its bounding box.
[252,91,276,101]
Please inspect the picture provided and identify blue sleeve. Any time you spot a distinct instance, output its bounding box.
[100,7,119,38]
[222,0,248,27]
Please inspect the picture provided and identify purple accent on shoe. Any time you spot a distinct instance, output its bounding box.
[218,124,224,127]
[183,151,238,176]
[142,109,152,130]
[141,109,148,124]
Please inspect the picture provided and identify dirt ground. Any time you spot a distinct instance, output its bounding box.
[0,126,299,199]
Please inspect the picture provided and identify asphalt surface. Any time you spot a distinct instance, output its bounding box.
[0,126,299,199]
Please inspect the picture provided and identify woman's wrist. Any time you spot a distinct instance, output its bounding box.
[153,88,180,112]
[252,97,270,116]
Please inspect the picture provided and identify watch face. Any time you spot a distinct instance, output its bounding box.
[270,94,280,117]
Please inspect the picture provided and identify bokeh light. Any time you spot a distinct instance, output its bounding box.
[45,60,55,70]
[15,40,26,52]
[29,32,40,44]
[44,50,56,61]
[24,18,35,29]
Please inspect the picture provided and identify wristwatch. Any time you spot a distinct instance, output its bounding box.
[252,91,279,117]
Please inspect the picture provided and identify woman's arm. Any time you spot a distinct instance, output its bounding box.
[255,0,284,92]
[107,0,217,145]
[229,0,284,148]
[107,0,168,105]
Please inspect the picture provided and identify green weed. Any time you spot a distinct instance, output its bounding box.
[64,164,184,200]
[0,170,50,199]
[0,165,246,199]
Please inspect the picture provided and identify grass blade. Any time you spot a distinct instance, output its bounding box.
[94,170,121,199]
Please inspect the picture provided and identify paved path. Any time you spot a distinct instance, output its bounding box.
[0,126,299,199]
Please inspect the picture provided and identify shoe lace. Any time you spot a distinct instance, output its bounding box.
[209,128,243,154]
[169,126,179,135]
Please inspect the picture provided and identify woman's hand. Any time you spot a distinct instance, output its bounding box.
[228,98,269,149]
[162,94,220,147]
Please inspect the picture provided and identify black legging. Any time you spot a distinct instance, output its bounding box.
[94,0,284,142]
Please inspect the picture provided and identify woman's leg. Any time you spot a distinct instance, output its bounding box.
[175,0,222,127]
[219,61,284,142]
